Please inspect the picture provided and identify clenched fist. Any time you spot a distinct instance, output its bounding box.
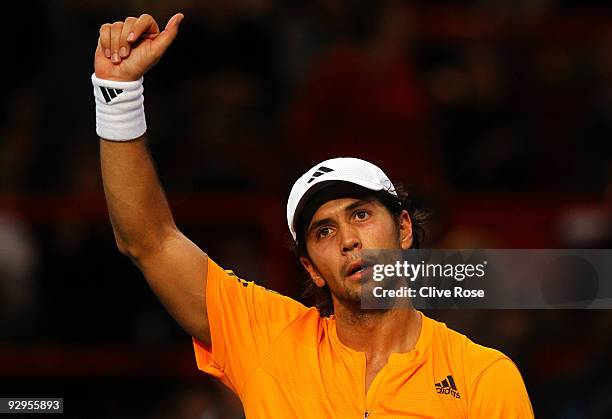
[95,13,184,82]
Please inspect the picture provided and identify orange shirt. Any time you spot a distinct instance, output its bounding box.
[193,258,534,418]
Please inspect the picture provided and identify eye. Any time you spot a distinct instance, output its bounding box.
[354,209,370,221]
[317,226,333,239]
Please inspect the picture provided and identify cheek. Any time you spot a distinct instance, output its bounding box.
[362,218,398,247]
[307,243,333,271]
[308,244,343,279]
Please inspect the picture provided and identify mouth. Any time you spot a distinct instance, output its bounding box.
[345,261,373,281]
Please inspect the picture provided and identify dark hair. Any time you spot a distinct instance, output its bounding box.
[290,183,429,317]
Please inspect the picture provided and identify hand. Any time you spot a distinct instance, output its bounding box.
[94,13,184,82]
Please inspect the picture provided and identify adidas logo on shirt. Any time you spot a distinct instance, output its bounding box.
[435,375,461,399]
[307,166,334,183]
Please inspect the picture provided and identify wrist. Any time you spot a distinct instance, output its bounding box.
[94,70,141,83]
[91,73,147,141]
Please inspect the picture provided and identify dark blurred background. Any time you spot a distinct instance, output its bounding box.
[2,0,612,417]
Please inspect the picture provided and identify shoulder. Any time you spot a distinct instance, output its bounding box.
[427,315,515,385]
[426,315,533,417]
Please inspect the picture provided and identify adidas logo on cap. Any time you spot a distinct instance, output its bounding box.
[307,166,334,183]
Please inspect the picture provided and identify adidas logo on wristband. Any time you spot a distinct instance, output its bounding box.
[99,86,124,103]
[91,73,146,140]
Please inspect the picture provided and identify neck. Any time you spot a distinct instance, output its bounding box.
[333,303,422,361]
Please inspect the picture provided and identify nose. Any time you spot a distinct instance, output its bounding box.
[340,225,362,254]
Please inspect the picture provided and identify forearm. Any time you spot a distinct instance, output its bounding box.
[100,136,177,258]
[93,13,210,342]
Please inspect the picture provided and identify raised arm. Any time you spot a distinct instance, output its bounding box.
[94,13,211,345]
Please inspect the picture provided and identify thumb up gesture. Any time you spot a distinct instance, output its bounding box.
[94,13,184,82]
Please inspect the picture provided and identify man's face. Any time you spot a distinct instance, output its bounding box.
[300,197,413,307]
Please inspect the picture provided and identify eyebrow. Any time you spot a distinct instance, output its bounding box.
[307,199,372,235]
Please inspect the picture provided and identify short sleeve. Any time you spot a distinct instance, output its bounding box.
[192,257,309,394]
[468,358,534,418]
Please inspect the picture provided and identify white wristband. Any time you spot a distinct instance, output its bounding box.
[91,73,147,141]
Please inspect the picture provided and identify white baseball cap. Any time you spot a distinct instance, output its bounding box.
[287,157,398,241]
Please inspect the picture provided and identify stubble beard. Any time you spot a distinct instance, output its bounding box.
[328,276,392,319]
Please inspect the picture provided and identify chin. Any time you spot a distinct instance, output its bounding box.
[329,281,362,305]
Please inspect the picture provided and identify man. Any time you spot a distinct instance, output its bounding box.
[93,13,534,418]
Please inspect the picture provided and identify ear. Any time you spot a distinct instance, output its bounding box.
[300,256,326,288]
[398,209,413,250]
